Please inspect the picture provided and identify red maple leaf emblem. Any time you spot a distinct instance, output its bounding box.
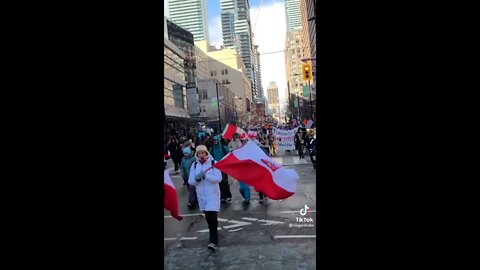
[260,159,282,172]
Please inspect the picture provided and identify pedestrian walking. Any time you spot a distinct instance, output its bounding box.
[188,145,222,251]
[167,136,182,172]
[294,128,306,159]
[228,133,251,204]
[180,147,197,208]
[257,130,270,203]
[210,135,232,203]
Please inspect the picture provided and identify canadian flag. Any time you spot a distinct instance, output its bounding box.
[222,124,247,140]
[164,170,183,221]
[213,141,298,200]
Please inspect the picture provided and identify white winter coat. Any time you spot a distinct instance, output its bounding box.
[187,155,222,212]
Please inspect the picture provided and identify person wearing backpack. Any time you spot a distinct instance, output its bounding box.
[209,135,232,203]
[188,145,222,252]
[180,147,197,208]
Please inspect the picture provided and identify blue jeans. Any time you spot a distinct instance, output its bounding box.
[239,182,251,201]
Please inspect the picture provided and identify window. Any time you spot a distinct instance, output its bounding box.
[210,70,217,76]
[199,90,208,99]
[225,69,228,75]
[221,69,224,75]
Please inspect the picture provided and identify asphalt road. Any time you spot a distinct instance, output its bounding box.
[164,149,317,269]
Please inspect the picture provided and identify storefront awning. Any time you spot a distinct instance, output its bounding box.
[165,105,191,119]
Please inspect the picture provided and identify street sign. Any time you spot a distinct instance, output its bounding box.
[303,85,310,98]
[186,82,196,88]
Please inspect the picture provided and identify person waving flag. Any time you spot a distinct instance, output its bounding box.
[213,141,299,200]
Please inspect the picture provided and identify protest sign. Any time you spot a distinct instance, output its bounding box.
[273,128,296,151]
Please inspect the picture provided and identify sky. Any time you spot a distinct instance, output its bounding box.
[165,0,287,106]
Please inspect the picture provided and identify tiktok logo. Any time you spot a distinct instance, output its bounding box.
[299,204,310,216]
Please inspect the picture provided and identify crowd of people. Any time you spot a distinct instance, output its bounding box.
[164,124,316,252]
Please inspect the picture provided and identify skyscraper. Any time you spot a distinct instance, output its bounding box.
[253,45,263,98]
[284,0,306,120]
[220,0,257,99]
[168,0,209,42]
[267,81,280,123]
[285,0,302,30]
[220,0,237,48]
[301,0,316,60]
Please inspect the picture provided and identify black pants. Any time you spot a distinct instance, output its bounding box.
[173,157,181,171]
[204,211,218,245]
[297,144,304,158]
[220,172,232,200]
[259,192,265,200]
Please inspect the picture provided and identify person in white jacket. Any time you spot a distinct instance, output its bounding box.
[188,145,222,251]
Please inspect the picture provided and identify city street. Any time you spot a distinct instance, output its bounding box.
[164,150,317,269]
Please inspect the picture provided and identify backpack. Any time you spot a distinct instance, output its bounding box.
[194,159,215,170]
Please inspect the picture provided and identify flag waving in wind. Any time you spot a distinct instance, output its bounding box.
[222,123,247,140]
[213,141,299,200]
[164,170,183,221]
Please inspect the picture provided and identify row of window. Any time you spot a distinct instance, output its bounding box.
[210,69,229,76]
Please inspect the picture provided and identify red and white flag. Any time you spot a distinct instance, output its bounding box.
[222,124,247,140]
[213,141,298,200]
[164,170,183,221]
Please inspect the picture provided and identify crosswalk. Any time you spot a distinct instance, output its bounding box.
[272,156,308,166]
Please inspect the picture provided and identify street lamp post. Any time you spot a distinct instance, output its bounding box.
[232,96,242,126]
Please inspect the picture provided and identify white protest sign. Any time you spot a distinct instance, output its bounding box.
[273,128,296,151]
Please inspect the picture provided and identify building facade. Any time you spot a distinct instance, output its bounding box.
[300,0,316,60]
[285,0,302,30]
[253,44,263,98]
[284,28,307,120]
[220,0,238,48]
[166,18,200,116]
[197,78,235,133]
[195,44,209,80]
[164,36,193,135]
[168,0,209,42]
[220,0,257,99]
[267,81,280,123]
[196,40,252,126]
[300,0,316,120]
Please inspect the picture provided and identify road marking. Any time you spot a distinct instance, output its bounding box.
[179,237,198,240]
[228,228,243,232]
[273,235,316,239]
[197,227,222,233]
[217,218,229,222]
[164,213,204,218]
[164,238,177,241]
[241,217,259,221]
[257,219,285,224]
[223,220,251,229]
[279,210,316,214]
[292,157,308,165]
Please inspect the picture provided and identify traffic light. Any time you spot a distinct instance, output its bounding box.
[302,62,313,81]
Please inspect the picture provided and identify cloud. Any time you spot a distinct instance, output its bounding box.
[208,15,223,49]
[250,2,287,105]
